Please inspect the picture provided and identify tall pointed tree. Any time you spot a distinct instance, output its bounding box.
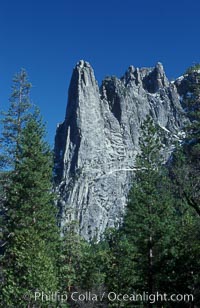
[1,108,59,306]
[103,227,137,306]
[122,116,177,306]
[169,64,200,306]
[0,69,32,171]
[0,69,33,255]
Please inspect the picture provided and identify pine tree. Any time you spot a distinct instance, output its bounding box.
[59,220,102,292]
[59,221,110,307]
[1,112,59,307]
[122,116,177,306]
[169,203,200,306]
[103,228,137,307]
[0,69,32,171]
[168,64,200,306]
[59,221,86,294]
[0,69,33,257]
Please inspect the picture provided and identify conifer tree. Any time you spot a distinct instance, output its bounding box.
[0,69,32,171]
[169,65,200,306]
[59,221,110,307]
[103,228,137,307]
[1,108,59,306]
[122,116,177,306]
[59,220,103,291]
[59,221,87,294]
[168,203,200,306]
[0,69,33,256]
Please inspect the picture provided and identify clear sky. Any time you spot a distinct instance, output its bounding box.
[1,0,200,145]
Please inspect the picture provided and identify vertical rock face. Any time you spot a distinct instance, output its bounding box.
[54,60,185,240]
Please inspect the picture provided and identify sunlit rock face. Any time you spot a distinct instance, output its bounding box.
[54,60,186,240]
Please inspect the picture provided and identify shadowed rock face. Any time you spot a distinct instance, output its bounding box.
[54,60,186,241]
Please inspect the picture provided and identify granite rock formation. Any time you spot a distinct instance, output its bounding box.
[54,60,186,240]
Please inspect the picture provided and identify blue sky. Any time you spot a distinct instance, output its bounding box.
[1,0,200,145]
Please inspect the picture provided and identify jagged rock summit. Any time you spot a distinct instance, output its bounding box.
[54,60,185,240]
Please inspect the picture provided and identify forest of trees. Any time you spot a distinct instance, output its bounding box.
[0,66,199,307]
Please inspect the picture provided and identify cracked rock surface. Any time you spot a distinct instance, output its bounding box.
[54,60,186,240]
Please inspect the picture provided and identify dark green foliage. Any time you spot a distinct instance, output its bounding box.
[94,117,177,307]
[1,114,60,306]
[100,115,199,307]
[1,228,58,307]
[59,221,108,307]
[0,69,33,258]
[122,117,177,303]
[103,228,137,305]
[102,68,200,306]
[166,65,200,306]
[59,221,89,293]
[0,69,32,170]
[170,205,200,305]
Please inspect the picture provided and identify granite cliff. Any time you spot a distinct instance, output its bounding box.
[54,60,186,240]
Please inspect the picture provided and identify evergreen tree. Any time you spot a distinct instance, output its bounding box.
[0,69,32,171]
[1,112,59,307]
[168,64,200,306]
[1,228,58,307]
[0,69,33,257]
[103,228,137,307]
[59,221,110,307]
[59,221,88,294]
[122,116,177,307]
[168,202,200,307]
[59,222,103,287]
